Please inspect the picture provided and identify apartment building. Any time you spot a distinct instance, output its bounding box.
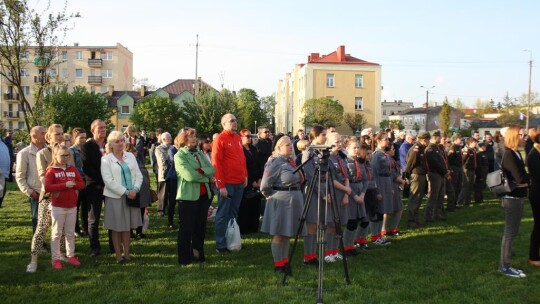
[275,45,381,134]
[381,99,414,121]
[1,42,133,131]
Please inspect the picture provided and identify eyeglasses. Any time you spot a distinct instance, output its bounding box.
[242,135,252,138]
[59,154,70,157]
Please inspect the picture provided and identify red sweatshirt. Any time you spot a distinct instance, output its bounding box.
[44,165,85,208]
[211,130,247,189]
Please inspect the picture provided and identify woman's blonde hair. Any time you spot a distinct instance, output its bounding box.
[48,144,70,168]
[45,124,63,144]
[105,130,124,154]
[273,136,293,157]
[504,125,523,151]
[297,139,309,152]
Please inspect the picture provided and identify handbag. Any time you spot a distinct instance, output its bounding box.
[243,188,262,199]
[225,218,242,251]
[150,189,158,203]
[486,155,512,196]
[119,162,141,208]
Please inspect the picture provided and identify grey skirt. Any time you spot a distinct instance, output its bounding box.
[377,176,394,214]
[103,196,142,232]
[261,190,306,237]
[392,183,403,211]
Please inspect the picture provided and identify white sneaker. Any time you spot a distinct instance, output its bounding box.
[324,255,336,263]
[333,253,343,260]
[26,262,37,273]
[373,238,391,245]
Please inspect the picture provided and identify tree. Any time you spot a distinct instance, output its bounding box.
[301,97,344,128]
[42,86,113,132]
[379,119,404,130]
[236,88,266,132]
[130,95,183,135]
[496,112,522,127]
[180,88,237,135]
[343,112,366,134]
[502,92,514,108]
[451,98,464,112]
[439,101,451,135]
[0,0,80,131]
[259,94,276,132]
[132,77,157,91]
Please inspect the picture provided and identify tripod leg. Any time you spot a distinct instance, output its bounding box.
[282,166,320,286]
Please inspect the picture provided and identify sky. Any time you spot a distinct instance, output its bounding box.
[34,0,540,107]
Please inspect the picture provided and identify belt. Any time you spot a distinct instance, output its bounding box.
[350,180,362,184]
[272,186,300,191]
[379,173,390,177]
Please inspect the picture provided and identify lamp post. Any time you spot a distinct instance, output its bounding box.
[420,85,435,132]
[254,120,257,133]
[522,49,533,132]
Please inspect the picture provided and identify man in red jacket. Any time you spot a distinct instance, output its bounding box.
[212,113,247,252]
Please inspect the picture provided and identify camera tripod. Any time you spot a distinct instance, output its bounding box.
[282,147,351,304]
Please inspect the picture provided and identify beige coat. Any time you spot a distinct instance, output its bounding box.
[15,143,43,198]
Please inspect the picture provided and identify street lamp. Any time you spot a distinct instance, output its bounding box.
[420,85,435,132]
[254,120,257,133]
[522,49,533,132]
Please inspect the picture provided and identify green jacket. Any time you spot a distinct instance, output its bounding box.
[175,147,215,201]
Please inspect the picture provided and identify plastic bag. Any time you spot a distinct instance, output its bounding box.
[225,218,242,251]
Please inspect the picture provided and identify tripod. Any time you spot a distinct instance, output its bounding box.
[282,148,351,304]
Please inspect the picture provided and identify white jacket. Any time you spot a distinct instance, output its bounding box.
[101,152,142,199]
[15,143,43,197]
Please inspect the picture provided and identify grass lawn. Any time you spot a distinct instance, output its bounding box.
[1,179,539,304]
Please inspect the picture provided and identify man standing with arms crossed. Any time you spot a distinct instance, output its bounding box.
[16,126,46,234]
[212,113,247,253]
[81,119,107,257]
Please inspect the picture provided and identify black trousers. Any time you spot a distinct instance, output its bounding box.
[177,195,211,265]
[86,184,104,251]
[530,188,540,261]
[238,195,261,234]
[75,188,88,234]
[157,181,168,213]
[167,179,178,226]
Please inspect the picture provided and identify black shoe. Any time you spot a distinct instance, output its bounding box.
[386,231,401,237]
[274,266,285,273]
[168,224,176,230]
[137,233,147,239]
[216,248,231,253]
[303,258,319,266]
[446,208,455,212]
[90,249,100,257]
[116,258,126,264]
[358,243,370,250]
[344,249,359,257]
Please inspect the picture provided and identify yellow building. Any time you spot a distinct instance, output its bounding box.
[0,42,133,131]
[276,45,381,135]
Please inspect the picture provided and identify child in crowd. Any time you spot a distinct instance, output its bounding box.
[474,142,489,204]
[44,145,85,269]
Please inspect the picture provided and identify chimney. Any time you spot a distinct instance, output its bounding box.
[337,45,345,62]
[108,85,114,96]
[422,102,427,109]
[140,85,146,97]
[73,42,79,47]
[310,53,319,62]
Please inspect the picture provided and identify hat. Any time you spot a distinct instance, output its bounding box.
[360,128,372,136]
[431,130,441,137]
[500,127,509,137]
[417,132,431,139]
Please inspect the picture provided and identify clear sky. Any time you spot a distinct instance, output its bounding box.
[37,0,540,107]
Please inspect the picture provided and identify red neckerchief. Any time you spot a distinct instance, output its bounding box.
[287,158,304,184]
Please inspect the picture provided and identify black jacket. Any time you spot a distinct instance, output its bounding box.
[425,143,448,176]
[502,148,529,198]
[81,139,104,187]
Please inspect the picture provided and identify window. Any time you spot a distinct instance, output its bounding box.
[61,51,68,60]
[49,68,57,77]
[101,69,112,78]
[383,110,387,115]
[22,86,30,95]
[75,69,83,78]
[100,86,108,94]
[121,125,128,132]
[75,51,82,60]
[326,74,335,87]
[101,52,112,60]
[422,118,425,125]
[355,97,363,111]
[121,106,130,114]
[18,121,25,130]
[20,69,29,77]
[20,51,29,59]
[90,86,96,93]
[355,74,363,88]
[61,68,68,78]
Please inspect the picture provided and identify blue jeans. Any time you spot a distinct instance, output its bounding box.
[30,198,39,233]
[214,183,243,249]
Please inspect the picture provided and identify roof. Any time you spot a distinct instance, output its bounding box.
[106,90,153,107]
[399,105,461,116]
[161,79,216,96]
[307,45,379,66]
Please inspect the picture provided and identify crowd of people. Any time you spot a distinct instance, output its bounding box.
[3,116,540,278]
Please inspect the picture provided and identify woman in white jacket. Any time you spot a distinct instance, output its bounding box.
[101,131,142,263]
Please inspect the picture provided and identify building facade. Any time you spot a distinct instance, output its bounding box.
[1,43,133,131]
[275,46,381,134]
[381,99,414,121]
[393,105,464,135]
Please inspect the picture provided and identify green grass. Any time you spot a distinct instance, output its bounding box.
[1,180,539,304]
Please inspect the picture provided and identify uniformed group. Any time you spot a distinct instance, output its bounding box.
[260,126,494,273]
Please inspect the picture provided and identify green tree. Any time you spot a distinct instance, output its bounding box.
[0,0,80,131]
[439,102,451,135]
[301,97,344,128]
[379,120,390,130]
[502,92,514,108]
[260,94,276,132]
[451,98,464,112]
[343,112,367,134]
[390,119,404,130]
[42,86,113,132]
[496,112,522,127]
[236,88,266,132]
[180,88,236,135]
[130,95,183,135]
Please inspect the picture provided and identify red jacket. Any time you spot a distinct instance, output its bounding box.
[44,165,85,208]
[211,130,247,189]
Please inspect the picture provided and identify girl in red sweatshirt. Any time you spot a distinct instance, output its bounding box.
[44,145,85,269]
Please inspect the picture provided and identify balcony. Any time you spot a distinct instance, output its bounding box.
[88,76,102,84]
[88,58,102,67]
[33,57,50,66]
[3,111,20,119]
[3,93,20,102]
[34,75,49,83]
